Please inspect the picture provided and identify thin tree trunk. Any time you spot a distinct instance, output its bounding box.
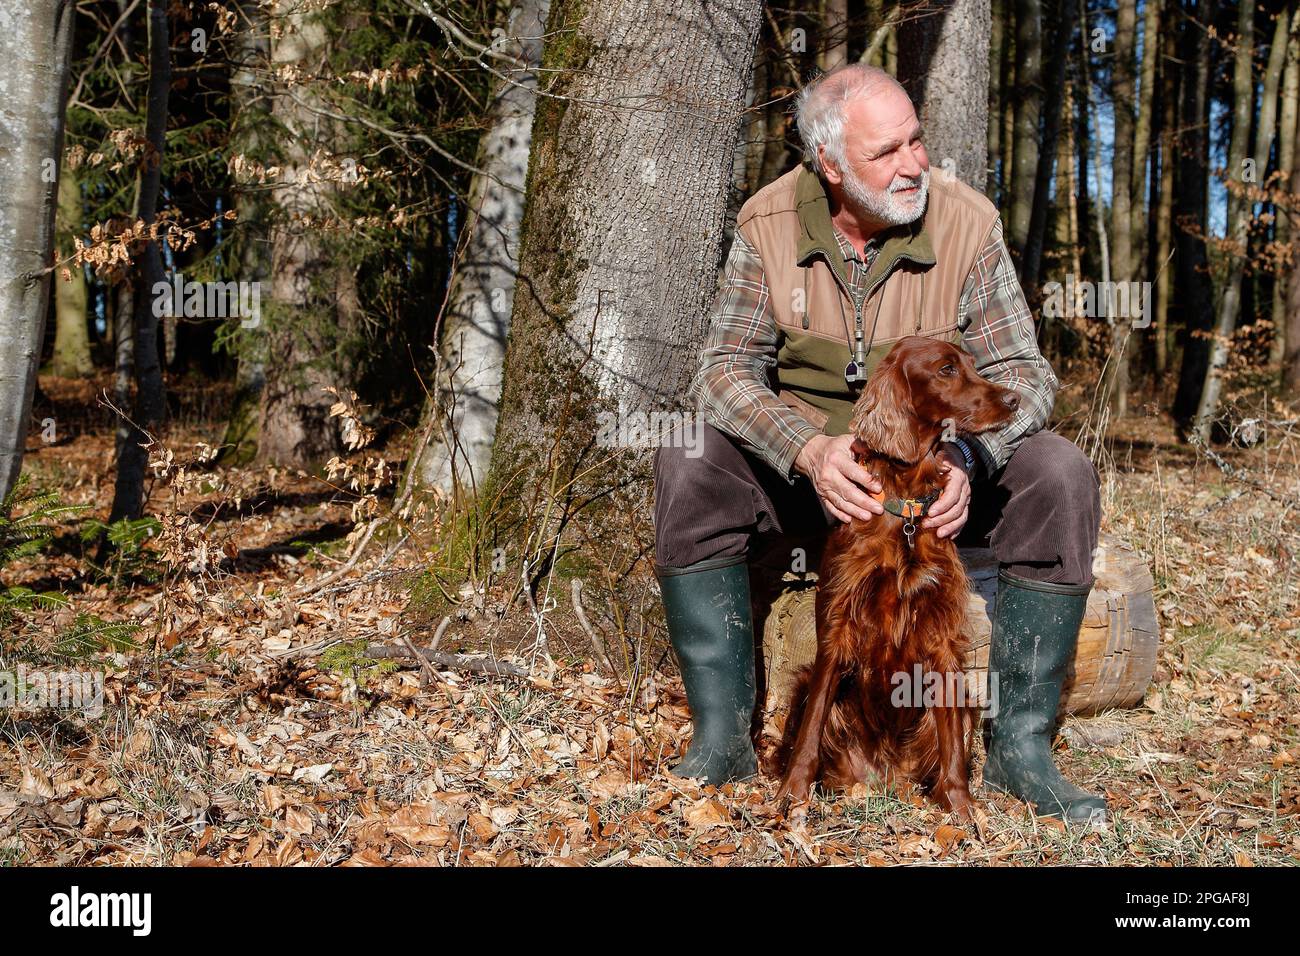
[988,0,1005,201]
[1272,8,1299,374]
[1107,0,1137,418]
[897,0,992,192]
[109,0,169,523]
[1075,14,1092,277]
[1193,0,1256,440]
[52,162,93,377]
[1021,0,1075,289]
[1008,0,1041,257]
[0,0,76,501]
[1131,0,1163,276]
[408,0,549,497]
[1000,0,1016,221]
[1153,18,1179,376]
[819,0,849,70]
[1081,0,1111,332]
[1172,0,1217,423]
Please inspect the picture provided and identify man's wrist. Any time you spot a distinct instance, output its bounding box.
[944,437,983,481]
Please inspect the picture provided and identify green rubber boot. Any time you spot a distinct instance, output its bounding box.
[982,570,1109,826]
[655,555,758,785]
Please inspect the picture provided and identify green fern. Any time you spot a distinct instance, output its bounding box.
[50,614,142,662]
[0,476,85,570]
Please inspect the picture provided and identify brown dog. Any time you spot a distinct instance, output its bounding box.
[777,336,1019,818]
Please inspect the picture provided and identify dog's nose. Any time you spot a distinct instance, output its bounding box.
[1002,391,1020,411]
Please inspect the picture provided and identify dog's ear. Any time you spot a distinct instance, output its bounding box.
[849,359,925,463]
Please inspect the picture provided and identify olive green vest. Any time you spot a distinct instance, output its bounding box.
[735,164,1001,435]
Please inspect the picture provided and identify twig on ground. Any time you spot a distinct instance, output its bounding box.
[364,643,528,677]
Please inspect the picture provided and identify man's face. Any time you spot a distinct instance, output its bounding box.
[819,86,930,227]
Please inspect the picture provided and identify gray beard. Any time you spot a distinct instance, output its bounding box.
[841,167,929,228]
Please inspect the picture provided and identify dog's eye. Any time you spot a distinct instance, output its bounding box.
[939,364,956,376]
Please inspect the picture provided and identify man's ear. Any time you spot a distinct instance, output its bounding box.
[818,145,842,186]
[849,362,924,463]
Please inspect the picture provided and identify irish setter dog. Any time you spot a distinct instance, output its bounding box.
[777,337,1019,820]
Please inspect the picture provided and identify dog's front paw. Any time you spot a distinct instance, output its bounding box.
[776,773,812,810]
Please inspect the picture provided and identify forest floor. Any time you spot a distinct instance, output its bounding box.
[1,375,1297,866]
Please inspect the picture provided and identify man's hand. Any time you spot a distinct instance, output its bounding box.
[794,434,884,524]
[922,444,971,539]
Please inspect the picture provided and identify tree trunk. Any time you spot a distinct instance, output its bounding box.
[0,0,76,502]
[108,0,169,523]
[1153,17,1179,377]
[1007,0,1041,256]
[1107,0,1137,418]
[51,162,93,378]
[897,0,992,192]
[1075,11,1093,277]
[255,0,356,468]
[1000,0,1016,220]
[407,0,549,498]
[1172,0,1217,424]
[819,0,849,69]
[988,0,1005,201]
[1021,0,1075,289]
[219,0,272,466]
[486,0,762,577]
[1193,0,1255,440]
[1272,8,1299,376]
[1130,0,1163,277]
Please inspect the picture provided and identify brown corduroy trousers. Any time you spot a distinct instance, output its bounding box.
[653,425,1101,587]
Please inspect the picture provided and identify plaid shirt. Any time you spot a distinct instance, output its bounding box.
[691,217,1058,481]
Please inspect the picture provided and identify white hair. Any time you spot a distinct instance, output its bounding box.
[795,64,908,176]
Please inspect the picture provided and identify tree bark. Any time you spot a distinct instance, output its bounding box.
[819,0,849,70]
[1107,0,1137,418]
[219,0,273,466]
[108,0,169,523]
[988,0,1005,202]
[0,0,76,502]
[1007,0,1041,256]
[1020,0,1075,290]
[897,0,992,192]
[408,0,549,498]
[1172,0,1217,424]
[1272,7,1299,376]
[255,0,356,468]
[1153,16,1179,377]
[1193,0,1255,440]
[1131,0,1163,276]
[51,162,93,378]
[486,0,762,574]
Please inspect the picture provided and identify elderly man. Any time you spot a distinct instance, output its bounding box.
[652,64,1106,824]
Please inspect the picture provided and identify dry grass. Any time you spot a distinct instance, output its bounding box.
[1,378,1297,866]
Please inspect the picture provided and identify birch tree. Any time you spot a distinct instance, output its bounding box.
[0,0,76,501]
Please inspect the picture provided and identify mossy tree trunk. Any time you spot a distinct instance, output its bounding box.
[485,0,762,584]
[51,162,94,378]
